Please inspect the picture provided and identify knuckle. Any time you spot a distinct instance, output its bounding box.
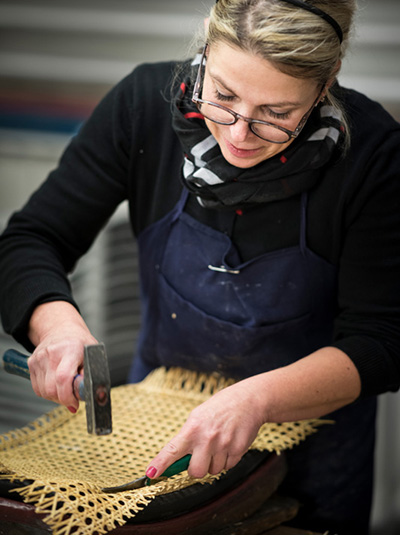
[55,366,70,384]
[28,349,43,371]
[185,414,202,434]
[165,441,179,455]
[218,436,232,451]
[230,444,246,458]
[200,429,217,446]
[46,343,66,363]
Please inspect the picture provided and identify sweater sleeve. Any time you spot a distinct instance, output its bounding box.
[332,122,400,397]
[0,71,136,350]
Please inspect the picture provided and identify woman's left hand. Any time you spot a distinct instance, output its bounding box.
[145,378,266,479]
[146,347,362,479]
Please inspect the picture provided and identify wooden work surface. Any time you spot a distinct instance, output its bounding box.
[0,495,324,535]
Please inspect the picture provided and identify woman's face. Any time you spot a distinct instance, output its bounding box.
[202,42,322,168]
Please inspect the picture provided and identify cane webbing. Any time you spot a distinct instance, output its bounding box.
[0,367,331,535]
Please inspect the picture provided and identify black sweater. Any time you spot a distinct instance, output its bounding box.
[1,60,400,397]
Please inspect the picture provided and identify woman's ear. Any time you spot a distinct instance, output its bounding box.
[204,17,210,34]
[321,60,342,100]
[328,60,342,88]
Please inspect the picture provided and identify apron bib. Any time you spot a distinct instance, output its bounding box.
[129,189,376,534]
[130,189,336,379]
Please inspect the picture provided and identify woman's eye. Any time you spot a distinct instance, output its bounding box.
[214,89,235,102]
[212,87,292,120]
[267,109,291,121]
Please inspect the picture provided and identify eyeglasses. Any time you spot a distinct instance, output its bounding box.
[192,45,324,144]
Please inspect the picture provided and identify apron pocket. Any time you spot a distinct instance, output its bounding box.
[148,274,312,378]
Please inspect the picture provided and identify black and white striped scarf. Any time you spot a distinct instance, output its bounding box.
[172,57,345,210]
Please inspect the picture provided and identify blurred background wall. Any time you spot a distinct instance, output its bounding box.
[0,1,399,532]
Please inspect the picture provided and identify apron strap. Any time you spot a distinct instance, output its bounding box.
[299,192,308,253]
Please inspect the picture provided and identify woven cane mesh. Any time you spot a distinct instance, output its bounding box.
[0,367,330,535]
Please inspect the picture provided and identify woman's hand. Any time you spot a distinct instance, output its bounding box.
[145,347,362,480]
[27,301,98,412]
[145,377,266,480]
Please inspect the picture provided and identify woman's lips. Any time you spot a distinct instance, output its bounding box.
[224,138,262,158]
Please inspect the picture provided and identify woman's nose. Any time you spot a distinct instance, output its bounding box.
[229,118,251,143]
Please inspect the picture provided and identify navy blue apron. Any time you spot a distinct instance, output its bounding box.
[129,189,376,535]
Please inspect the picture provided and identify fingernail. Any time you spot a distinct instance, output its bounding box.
[68,406,77,414]
[146,466,157,479]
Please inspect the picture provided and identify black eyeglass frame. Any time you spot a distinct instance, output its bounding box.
[192,45,325,144]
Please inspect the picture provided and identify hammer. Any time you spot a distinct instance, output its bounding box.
[1,343,112,436]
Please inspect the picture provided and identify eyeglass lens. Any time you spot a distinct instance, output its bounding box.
[197,101,291,143]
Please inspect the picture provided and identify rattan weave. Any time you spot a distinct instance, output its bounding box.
[0,367,330,534]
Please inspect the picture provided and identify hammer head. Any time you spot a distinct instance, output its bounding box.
[83,343,112,436]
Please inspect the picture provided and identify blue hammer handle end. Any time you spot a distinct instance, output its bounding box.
[2,349,85,401]
[2,349,31,380]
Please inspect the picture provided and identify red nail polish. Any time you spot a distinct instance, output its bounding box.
[68,406,77,414]
[146,466,157,479]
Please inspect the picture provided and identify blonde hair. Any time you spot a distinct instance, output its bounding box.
[206,0,357,143]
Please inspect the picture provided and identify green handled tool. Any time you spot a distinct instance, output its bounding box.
[102,454,192,493]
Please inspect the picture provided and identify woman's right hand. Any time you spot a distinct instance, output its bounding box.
[27,301,98,412]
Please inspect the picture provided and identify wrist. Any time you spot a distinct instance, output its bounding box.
[238,373,275,426]
[250,348,362,423]
[28,301,89,347]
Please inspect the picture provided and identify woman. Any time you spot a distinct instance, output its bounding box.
[1,1,399,533]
